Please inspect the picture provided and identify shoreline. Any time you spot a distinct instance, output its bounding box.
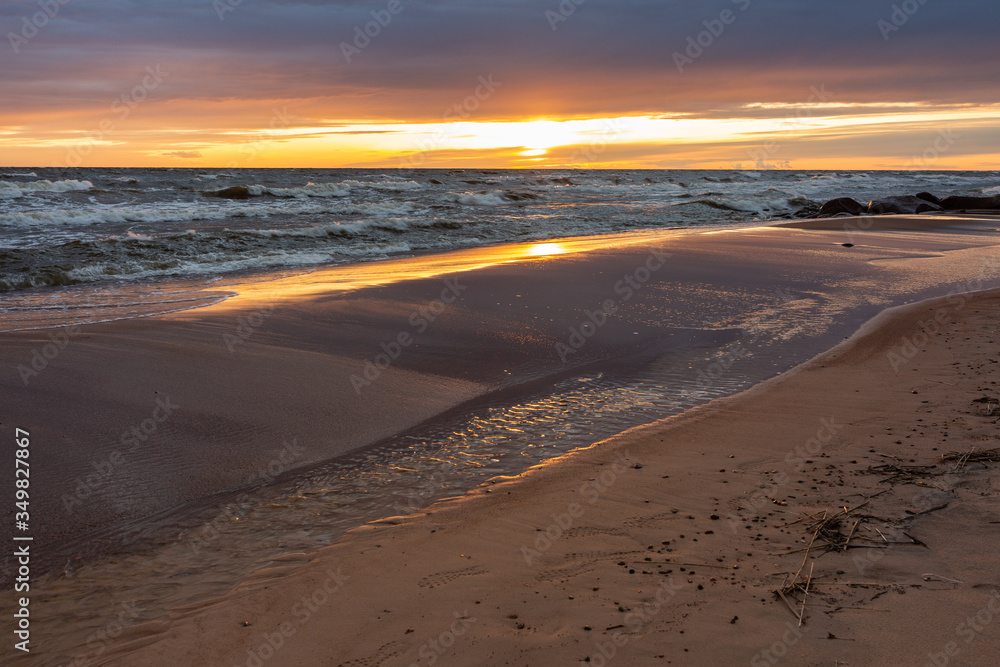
[3,215,1000,664]
[107,285,1000,666]
[6,215,999,577]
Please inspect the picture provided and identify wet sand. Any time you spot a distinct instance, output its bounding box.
[2,215,1000,664]
[111,273,1000,665]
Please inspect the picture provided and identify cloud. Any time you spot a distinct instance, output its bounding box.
[161,151,202,158]
[1,0,996,166]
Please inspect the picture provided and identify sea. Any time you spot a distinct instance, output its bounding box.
[3,167,999,331]
[3,168,1000,662]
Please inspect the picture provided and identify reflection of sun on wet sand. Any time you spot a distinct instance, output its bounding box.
[97,217,1000,667]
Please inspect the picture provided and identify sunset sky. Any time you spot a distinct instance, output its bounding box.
[1,0,997,169]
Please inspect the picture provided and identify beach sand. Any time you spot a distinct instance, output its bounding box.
[4,216,1000,665]
[111,291,1000,666]
[93,221,1000,666]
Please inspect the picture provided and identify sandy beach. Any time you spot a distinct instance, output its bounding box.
[3,215,1000,665]
[6,0,999,662]
[113,277,1000,666]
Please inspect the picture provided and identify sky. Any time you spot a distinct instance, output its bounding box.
[1,0,998,169]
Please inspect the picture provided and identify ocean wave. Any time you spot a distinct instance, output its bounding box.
[0,201,415,227]
[676,196,817,216]
[244,214,455,239]
[203,182,350,199]
[441,190,540,206]
[342,179,425,191]
[0,242,415,292]
[0,179,93,198]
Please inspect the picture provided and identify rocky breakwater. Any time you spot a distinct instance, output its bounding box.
[815,192,1000,218]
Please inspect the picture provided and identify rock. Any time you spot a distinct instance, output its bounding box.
[793,201,821,218]
[915,192,941,205]
[867,195,941,215]
[203,186,254,199]
[939,195,1000,211]
[817,197,865,218]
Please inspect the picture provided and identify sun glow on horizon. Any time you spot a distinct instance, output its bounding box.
[3,103,999,170]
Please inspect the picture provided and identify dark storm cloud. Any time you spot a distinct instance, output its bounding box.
[1,0,996,119]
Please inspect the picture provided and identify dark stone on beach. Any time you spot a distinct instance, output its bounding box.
[842,243,854,248]
[915,192,941,205]
[817,197,865,218]
[867,195,941,215]
[940,195,1000,211]
[793,202,821,218]
[204,186,253,200]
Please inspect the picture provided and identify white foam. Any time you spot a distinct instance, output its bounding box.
[0,179,93,198]
[243,215,425,239]
[59,242,413,284]
[0,207,235,226]
[0,200,415,227]
[342,179,425,191]
[982,185,1000,195]
[258,182,350,198]
[442,191,508,206]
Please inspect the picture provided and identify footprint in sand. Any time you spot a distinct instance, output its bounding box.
[339,641,406,666]
[564,526,631,538]
[417,566,487,589]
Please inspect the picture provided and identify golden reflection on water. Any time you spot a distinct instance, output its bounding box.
[177,230,675,314]
[526,242,567,257]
